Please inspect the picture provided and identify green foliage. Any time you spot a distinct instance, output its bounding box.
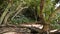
[11,15,35,24]
[0,0,60,29]
[43,0,55,20]
[8,0,40,24]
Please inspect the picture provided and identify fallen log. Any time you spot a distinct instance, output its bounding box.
[0,24,43,34]
[0,24,60,34]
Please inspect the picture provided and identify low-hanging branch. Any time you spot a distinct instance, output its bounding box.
[3,6,28,25]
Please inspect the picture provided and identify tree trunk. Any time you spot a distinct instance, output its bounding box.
[39,0,50,34]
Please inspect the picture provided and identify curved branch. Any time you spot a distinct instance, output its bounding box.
[0,3,11,24]
[11,7,28,19]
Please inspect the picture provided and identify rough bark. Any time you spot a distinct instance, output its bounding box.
[39,0,50,34]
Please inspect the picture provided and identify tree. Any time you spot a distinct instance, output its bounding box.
[0,0,60,34]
